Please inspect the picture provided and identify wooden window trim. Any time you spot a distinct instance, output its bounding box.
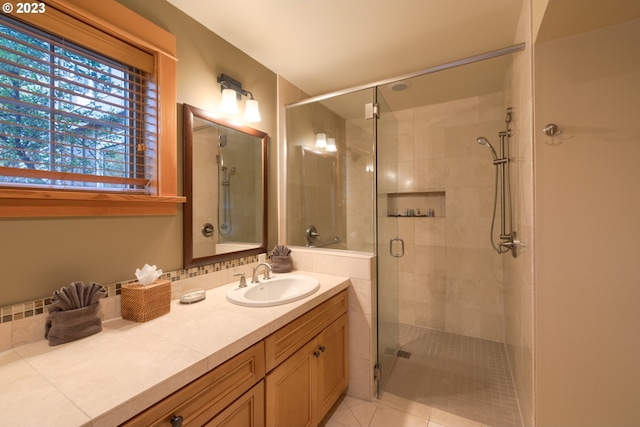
[0,0,185,217]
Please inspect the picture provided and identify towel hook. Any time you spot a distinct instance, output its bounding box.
[543,123,562,137]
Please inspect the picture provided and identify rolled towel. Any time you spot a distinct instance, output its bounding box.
[75,282,85,308]
[63,283,82,309]
[50,282,107,311]
[45,282,107,345]
[86,282,107,306]
[51,288,73,311]
[45,302,102,346]
[272,245,291,257]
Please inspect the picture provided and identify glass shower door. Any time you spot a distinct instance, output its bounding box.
[375,87,400,396]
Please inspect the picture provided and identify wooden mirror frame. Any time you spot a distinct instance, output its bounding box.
[182,104,268,268]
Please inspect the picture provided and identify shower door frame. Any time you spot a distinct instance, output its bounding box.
[374,87,401,397]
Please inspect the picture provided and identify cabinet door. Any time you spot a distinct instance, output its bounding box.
[265,338,318,427]
[316,313,349,421]
[205,381,264,427]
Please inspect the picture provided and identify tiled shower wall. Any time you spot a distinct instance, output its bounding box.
[392,91,506,343]
[289,247,376,401]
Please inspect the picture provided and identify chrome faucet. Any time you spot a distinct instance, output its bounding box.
[251,263,272,283]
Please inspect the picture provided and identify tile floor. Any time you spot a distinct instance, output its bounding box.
[321,392,494,427]
[385,326,522,427]
[324,325,523,427]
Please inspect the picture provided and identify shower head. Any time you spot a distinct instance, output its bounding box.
[476,137,498,160]
[476,136,490,145]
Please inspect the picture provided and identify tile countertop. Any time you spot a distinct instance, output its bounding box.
[0,271,350,427]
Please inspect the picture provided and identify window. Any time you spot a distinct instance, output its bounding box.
[0,0,181,216]
[0,15,155,192]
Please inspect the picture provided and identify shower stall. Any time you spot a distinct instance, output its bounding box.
[285,43,529,427]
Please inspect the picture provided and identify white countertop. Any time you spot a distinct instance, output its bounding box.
[0,271,350,427]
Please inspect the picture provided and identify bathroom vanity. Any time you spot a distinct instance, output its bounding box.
[122,290,348,427]
[0,272,349,427]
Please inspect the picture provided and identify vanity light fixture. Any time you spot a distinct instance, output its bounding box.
[220,88,239,114]
[315,133,337,153]
[244,95,261,122]
[315,133,327,149]
[217,73,261,122]
[326,137,337,152]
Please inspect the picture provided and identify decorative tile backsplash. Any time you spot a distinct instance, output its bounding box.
[0,254,258,325]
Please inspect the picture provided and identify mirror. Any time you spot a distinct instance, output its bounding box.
[183,104,268,268]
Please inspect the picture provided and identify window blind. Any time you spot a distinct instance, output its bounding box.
[0,13,157,192]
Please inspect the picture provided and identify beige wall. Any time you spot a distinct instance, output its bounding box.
[277,77,309,245]
[534,18,640,426]
[504,1,535,426]
[0,0,277,307]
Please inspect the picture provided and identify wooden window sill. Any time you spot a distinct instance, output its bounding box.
[0,188,186,217]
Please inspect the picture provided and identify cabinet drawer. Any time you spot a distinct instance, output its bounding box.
[265,290,347,372]
[204,380,264,427]
[122,341,265,426]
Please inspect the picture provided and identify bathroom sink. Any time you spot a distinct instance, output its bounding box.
[226,274,320,307]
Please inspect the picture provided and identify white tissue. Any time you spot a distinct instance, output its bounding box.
[135,264,163,286]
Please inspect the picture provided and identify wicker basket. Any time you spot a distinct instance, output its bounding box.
[121,279,171,322]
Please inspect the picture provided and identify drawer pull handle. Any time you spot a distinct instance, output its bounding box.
[319,345,326,352]
[313,350,321,358]
[171,415,184,427]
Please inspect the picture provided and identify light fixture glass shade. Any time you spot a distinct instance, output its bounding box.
[315,133,327,149]
[220,88,239,114]
[244,98,261,122]
[326,137,337,152]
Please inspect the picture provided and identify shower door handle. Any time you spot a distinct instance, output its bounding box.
[390,237,404,258]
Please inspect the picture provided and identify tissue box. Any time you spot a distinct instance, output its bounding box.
[121,279,171,322]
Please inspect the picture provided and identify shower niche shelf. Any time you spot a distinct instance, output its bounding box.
[385,190,445,218]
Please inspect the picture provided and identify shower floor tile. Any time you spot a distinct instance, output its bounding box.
[383,325,523,427]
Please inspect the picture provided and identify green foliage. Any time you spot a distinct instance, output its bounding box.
[0,16,146,189]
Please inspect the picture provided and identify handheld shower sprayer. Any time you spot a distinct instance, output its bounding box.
[475,107,519,258]
[477,137,498,161]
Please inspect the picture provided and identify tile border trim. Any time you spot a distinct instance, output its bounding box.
[0,254,259,324]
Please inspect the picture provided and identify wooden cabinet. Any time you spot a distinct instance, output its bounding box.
[265,338,318,427]
[265,291,348,371]
[204,381,264,427]
[265,291,349,427]
[122,289,348,427]
[121,341,265,427]
[317,313,349,420]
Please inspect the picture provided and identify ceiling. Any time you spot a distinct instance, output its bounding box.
[166,0,525,97]
[536,0,640,43]
[166,0,640,118]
